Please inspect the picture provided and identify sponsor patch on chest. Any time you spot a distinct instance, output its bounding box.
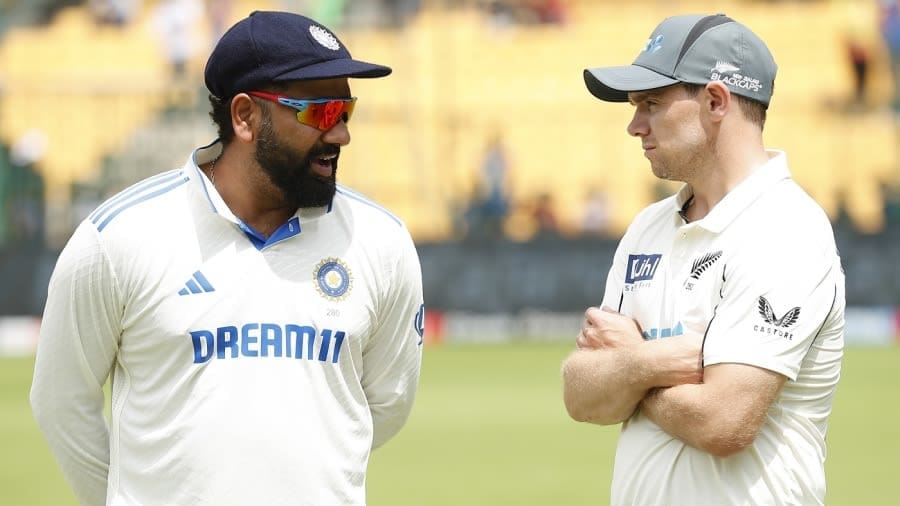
[626,254,662,284]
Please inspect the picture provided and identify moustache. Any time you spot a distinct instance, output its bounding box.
[308,145,341,161]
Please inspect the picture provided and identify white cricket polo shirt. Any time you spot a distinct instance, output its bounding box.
[600,151,845,506]
[31,141,425,506]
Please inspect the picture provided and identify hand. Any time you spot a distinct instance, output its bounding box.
[655,333,705,386]
[576,306,644,350]
[639,338,705,417]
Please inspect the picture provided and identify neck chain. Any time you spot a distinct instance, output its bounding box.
[209,156,218,186]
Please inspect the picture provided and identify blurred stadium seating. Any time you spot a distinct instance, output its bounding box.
[1,0,898,243]
[0,0,898,315]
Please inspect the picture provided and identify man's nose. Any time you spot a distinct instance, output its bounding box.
[322,119,350,146]
[626,111,647,138]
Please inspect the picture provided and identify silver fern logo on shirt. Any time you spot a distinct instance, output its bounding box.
[754,296,801,340]
[684,250,722,291]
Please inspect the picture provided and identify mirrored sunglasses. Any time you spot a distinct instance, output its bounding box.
[248,91,357,131]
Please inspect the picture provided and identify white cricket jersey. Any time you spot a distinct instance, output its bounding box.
[602,152,844,506]
[30,141,425,506]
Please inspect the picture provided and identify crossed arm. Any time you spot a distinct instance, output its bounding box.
[562,306,786,456]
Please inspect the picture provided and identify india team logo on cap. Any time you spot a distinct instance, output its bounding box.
[314,257,353,300]
[309,25,340,51]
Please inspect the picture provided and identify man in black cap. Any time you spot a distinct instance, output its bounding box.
[31,11,425,505]
[561,14,845,505]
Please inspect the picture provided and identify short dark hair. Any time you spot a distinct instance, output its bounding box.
[207,83,287,145]
[682,83,767,129]
[208,94,234,144]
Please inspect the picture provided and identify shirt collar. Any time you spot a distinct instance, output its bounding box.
[191,139,231,218]
[673,150,791,233]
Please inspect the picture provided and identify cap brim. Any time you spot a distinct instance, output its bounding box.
[583,65,679,102]
[274,58,392,81]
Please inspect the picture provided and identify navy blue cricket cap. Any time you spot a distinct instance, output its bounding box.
[584,14,777,107]
[205,11,392,99]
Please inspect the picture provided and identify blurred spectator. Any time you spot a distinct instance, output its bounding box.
[153,0,203,110]
[579,188,611,237]
[482,0,566,27]
[485,1,516,30]
[206,0,232,46]
[153,0,202,82]
[463,183,504,239]
[480,132,510,203]
[832,190,857,236]
[879,0,900,113]
[89,0,140,27]
[531,192,559,239]
[528,0,566,25]
[9,129,47,169]
[462,133,512,239]
[381,0,421,29]
[6,129,47,246]
[841,0,874,111]
[882,180,900,227]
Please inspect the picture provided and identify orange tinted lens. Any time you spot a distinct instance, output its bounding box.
[298,99,356,130]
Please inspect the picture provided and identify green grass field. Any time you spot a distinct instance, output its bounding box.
[2,343,898,505]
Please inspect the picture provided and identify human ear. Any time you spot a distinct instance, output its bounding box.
[230,94,259,142]
[704,81,731,121]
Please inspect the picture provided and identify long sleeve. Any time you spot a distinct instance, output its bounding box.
[30,221,122,506]
[362,228,424,449]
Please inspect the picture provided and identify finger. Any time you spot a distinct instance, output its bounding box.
[576,332,589,349]
[585,306,606,323]
[600,305,620,314]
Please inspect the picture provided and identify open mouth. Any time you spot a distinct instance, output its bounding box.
[311,153,337,177]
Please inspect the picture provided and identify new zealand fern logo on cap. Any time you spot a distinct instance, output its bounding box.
[309,25,340,50]
[314,258,352,300]
[712,61,740,74]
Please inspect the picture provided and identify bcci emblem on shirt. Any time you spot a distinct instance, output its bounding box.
[315,257,353,301]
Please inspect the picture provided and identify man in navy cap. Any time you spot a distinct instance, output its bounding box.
[31,11,425,505]
[562,14,845,505]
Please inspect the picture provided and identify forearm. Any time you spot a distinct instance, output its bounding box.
[562,347,650,424]
[370,392,416,449]
[562,336,703,425]
[641,375,776,457]
[31,320,113,505]
[365,329,422,449]
[641,385,726,454]
[31,365,111,505]
[364,325,422,449]
[368,349,420,449]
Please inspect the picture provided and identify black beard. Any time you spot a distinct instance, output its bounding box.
[255,116,338,209]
